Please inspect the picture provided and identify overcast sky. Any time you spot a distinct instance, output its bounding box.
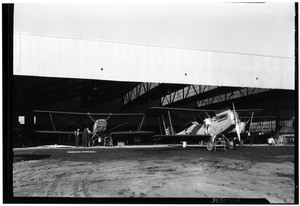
[14,3,295,58]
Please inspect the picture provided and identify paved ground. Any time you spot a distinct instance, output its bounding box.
[13,145,296,203]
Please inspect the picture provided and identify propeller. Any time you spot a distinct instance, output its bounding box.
[232,102,241,142]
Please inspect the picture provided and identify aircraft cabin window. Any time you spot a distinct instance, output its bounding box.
[217,114,228,122]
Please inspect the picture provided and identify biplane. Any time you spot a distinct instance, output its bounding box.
[33,110,154,146]
[33,103,268,150]
[141,104,265,151]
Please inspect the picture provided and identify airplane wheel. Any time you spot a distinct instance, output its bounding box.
[104,135,113,147]
[229,141,234,149]
[207,141,215,151]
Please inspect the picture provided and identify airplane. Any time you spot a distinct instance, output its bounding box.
[141,104,265,151]
[33,110,154,146]
[33,103,267,151]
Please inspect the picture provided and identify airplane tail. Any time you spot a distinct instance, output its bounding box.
[165,126,176,135]
[165,127,170,135]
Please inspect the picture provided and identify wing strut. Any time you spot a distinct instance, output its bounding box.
[232,102,241,142]
[88,114,96,122]
[138,115,145,131]
[249,112,254,133]
[49,113,56,131]
[167,110,174,135]
[162,114,167,135]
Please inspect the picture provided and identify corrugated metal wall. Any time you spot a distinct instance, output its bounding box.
[14,32,295,90]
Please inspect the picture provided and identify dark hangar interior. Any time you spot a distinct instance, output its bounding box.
[13,75,295,147]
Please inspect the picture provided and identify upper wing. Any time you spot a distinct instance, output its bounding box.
[33,110,144,116]
[145,107,216,118]
[145,107,265,117]
[235,109,264,113]
[110,131,155,135]
[33,110,145,135]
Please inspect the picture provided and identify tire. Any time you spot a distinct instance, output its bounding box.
[104,134,113,147]
[207,141,215,151]
[229,141,234,149]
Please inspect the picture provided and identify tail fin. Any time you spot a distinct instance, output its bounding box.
[165,127,170,135]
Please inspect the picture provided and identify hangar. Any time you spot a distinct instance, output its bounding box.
[12,32,295,147]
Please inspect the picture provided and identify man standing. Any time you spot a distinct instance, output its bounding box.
[82,128,89,147]
[74,128,80,147]
[87,128,91,147]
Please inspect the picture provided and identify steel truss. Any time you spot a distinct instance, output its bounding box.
[123,82,160,105]
[161,85,218,106]
[196,88,270,107]
[161,86,270,107]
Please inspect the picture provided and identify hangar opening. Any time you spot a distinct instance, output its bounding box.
[13,75,295,148]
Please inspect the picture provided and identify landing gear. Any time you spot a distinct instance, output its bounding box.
[90,132,113,147]
[206,134,236,151]
[104,134,113,147]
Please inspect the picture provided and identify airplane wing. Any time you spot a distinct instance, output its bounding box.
[239,116,276,119]
[35,130,156,138]
[145,107,217,119]
[33,110,145,137]
[35,130,83,135]
[235,109,264,113]
[110,131,155,136]
[146,107,216,114]
[34,110,144,116]
[146,107,265,118]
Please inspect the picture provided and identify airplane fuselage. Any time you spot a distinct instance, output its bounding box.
[177,109,237,139]
[207,109,236,136]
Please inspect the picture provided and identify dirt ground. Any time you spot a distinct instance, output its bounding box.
[13,145,295,203]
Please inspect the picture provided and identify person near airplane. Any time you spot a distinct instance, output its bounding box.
[74,128,80,147]
[82,128,91,147]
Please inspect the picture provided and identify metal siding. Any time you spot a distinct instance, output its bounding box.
[14,33,295,90]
